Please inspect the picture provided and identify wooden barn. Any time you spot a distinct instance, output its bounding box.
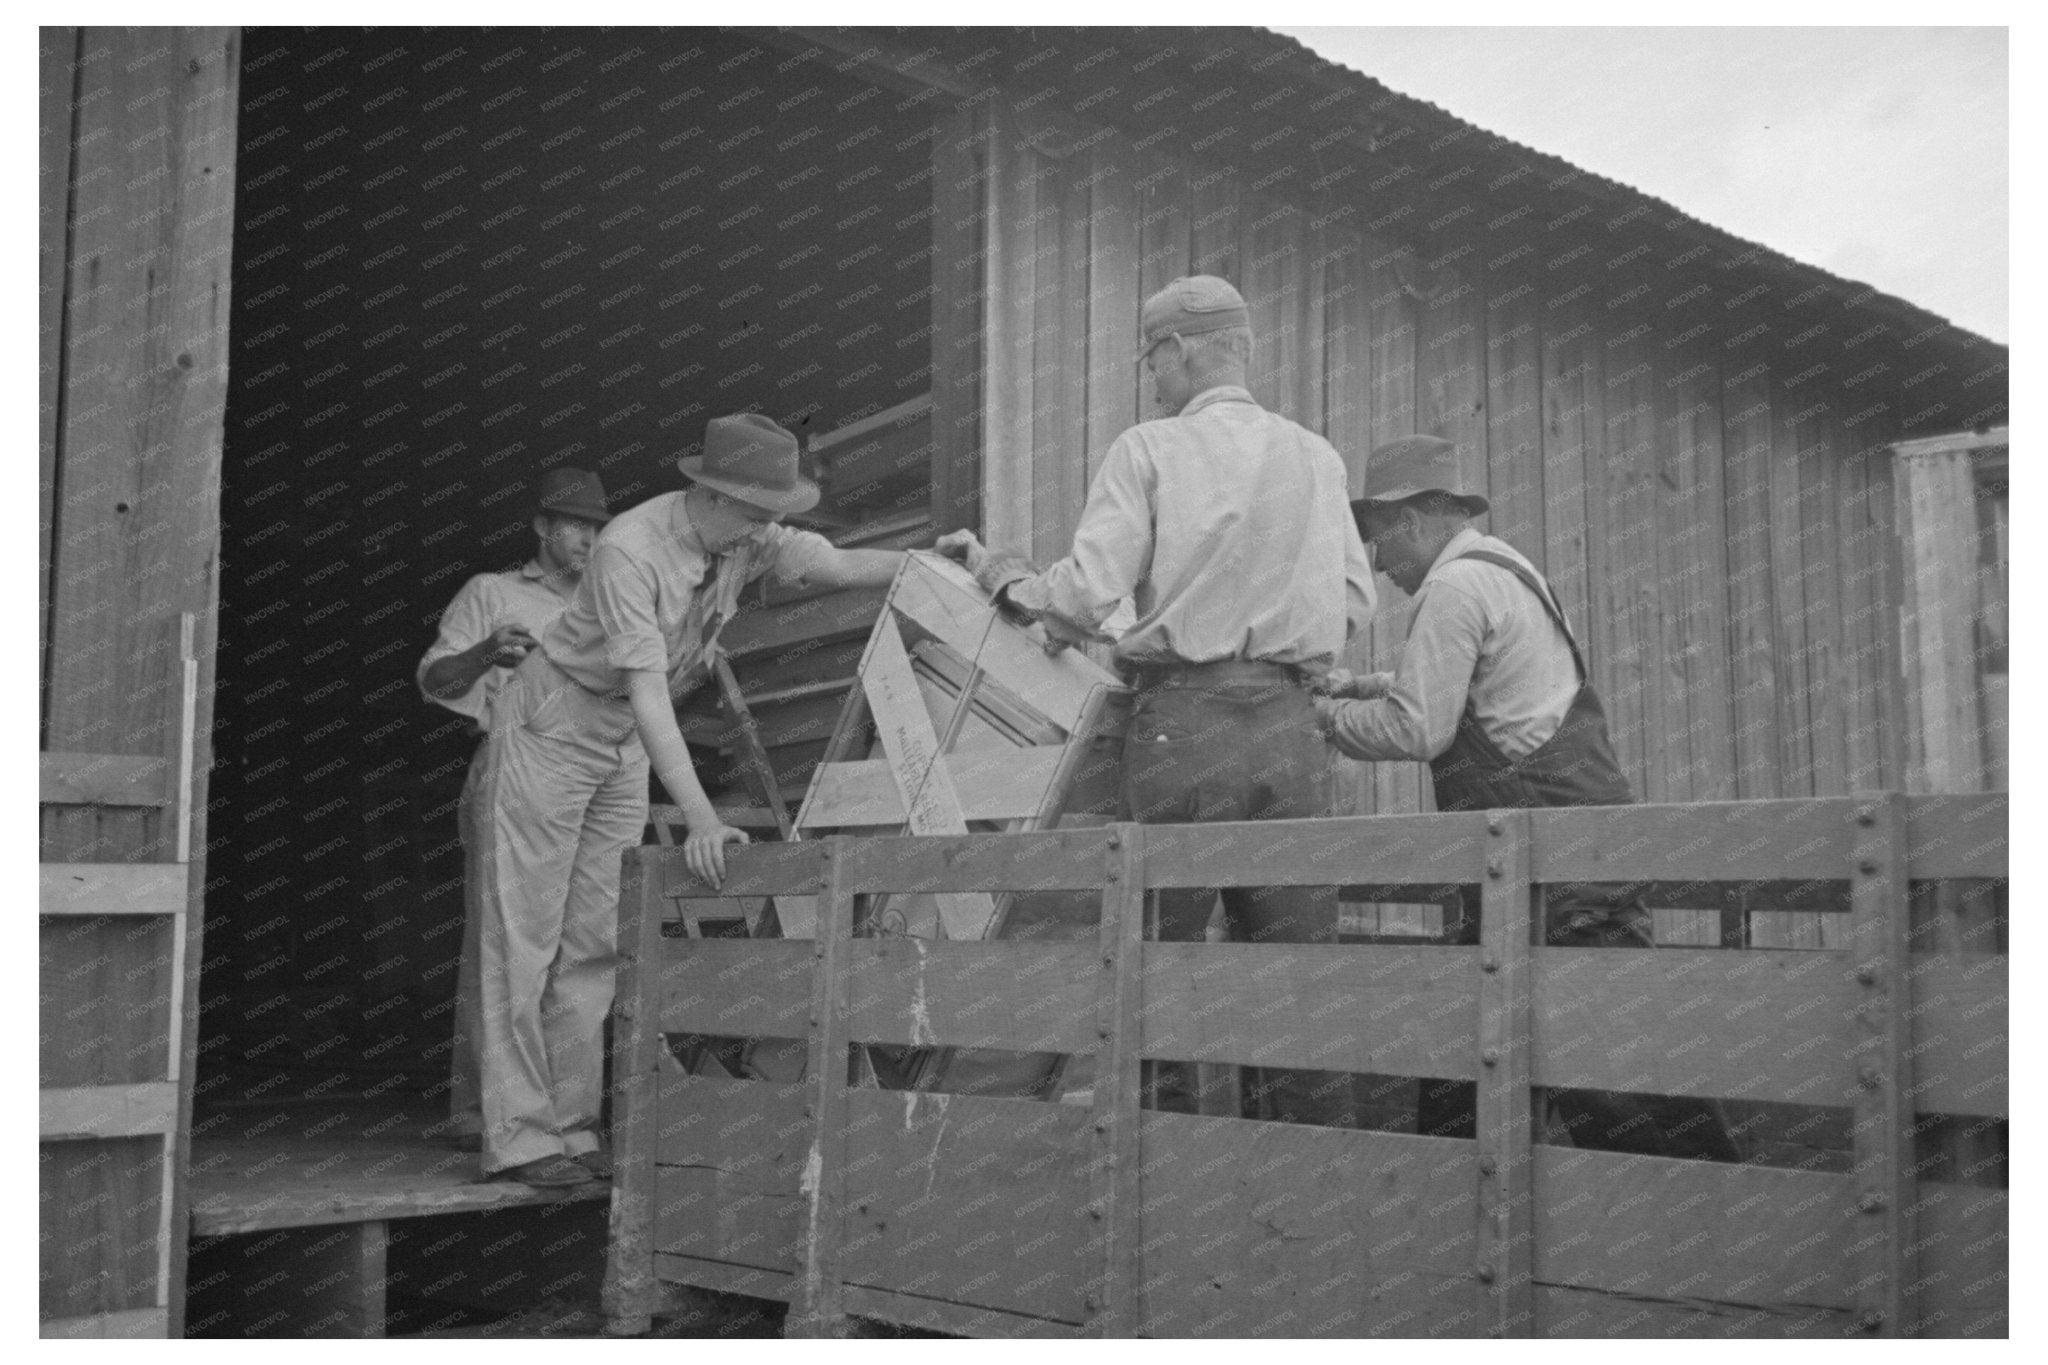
[39,25,2006,1338]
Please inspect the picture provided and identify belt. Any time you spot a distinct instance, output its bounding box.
[1122,658,1303,689]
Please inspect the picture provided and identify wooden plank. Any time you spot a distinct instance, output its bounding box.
[1418,260,1490,524]
[889,552,1112,734]
[1894,448,1988,794]
[1533,947,1861,1105]
[1908,954,2008,1119]
[39,753,170,807]
[649,841,824,900]
[788,840,851,1337]
[1534,1283,1855,1338]
[1794,394,1849,795]
[1033,150,1090,563]
[931,101,984,537]
[1535,1145,1856,1310]
[1919,1187,2008,1338]
[1765,360,1818,795]
[1141,943,1478,1076]
[1086,825,1144,1336]
[848,941,1097,1052]
[41,1082,177,1141]
[1485,276,1545,557]
[187,1167,608,1237]
[1849,794,1913,1336]
[1477,811,1534,1336]
[1187,153,1239,282]
[802,749,1066,826]
[1138,1113,1483,1338]
[37,26,76,735]
[1596,333,1661,798]
[860,614,996,941]
[1085,133,1140,488]
[601,844,667,1334]
[39,862,186,917]
[649,1253,1090,1338]
[982,105,1038,556]
[1904,794,2006,877]
[40,1306,168,1339]
[1661,346,1735,799]
[1720,345,1784,799]
[837,1090,1095,1323]
[1836,417,1892,793]
[39,1134,162,1319]
[1531,800,1853,883]
[1144,811,1489,888]
[835,826,1116,895]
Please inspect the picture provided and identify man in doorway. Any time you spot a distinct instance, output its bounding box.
[476,413,906,1187]
[415,467,612,1155]
[938,276,1377,1128]
[1315,434,1740,1160]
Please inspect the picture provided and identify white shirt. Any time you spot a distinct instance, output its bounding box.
[416,559,578,731]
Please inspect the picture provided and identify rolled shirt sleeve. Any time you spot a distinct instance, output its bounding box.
[416,574,495,723]
[755,522,837,589]
[587,540,671,677]
[1319,578,1485,762]
[1002,434,1153,635]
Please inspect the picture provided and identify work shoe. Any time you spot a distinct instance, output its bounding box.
[492,1155,595,1188]
[572,1147,614,1180]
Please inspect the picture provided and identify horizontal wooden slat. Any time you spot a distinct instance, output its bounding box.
[39,863,186,916]
[802,749,1067,826]
[1139,1111,1481,1337]
[1534,1284,1854,1338]
[39,1306,169,1339]
[1140,943,1478,1076]
[653,1252,793,1303]
[40,1082,178,1140]
[1905,793,2008,878]
[659,941,814,1038]
[842,941,1096,1051]
[655,1074,809,1182]
[1145,812,1490,889]
[1533,947,1861,1105]
[835,829,1116,894]
[1908,954,2008,1118]
[1535,1145,1855,1307]
[649,1253,1088,1338]
[1533,800,1855,883]
[636,843,825,900]
[39,753,168,807]
[889,554,1111,734]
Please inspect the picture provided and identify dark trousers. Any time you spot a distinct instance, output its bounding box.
[1122,678,1352,1127]
[1415,892,1743,1161]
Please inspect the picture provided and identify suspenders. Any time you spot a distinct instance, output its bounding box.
[1447,548,1589,685]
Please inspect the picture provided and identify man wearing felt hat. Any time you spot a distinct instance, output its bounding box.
[416,466,614,1157]
[938,275,1376,1129]
[472,415,905,1187]
[1318,434,1739,1161]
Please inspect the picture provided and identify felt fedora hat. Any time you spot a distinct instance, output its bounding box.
[678,413,820,515]
[533,466,612,524]
[1133,275,1251,362]
[1352,434,1489,516]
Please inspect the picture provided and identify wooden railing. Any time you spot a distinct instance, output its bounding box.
[603,794,2007,1339]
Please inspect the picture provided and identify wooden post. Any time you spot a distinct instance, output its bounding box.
[1893,446,1989,797]
[1085,824,1145,1337]
[1475,810,1534,1337]
[789,838,853,1339]
[602,849,667,1336]
[1848,794,1915,1336]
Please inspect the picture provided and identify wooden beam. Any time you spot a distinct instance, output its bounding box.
[1476,812,1534,1337]
[1889,426,2008,461]
[1086,825,1144,1337]
[40,1307,168,1339]
[788,839,851,1338]
[602,847,668,1337]
[1894,444,1990,794]
[1848,795,1915,1337]
[40,1082,178,1140]
[930,100,985,536]
[39,753,169,807]
[38,27,77,736]
[39,862,186,917]
[800,749,1065,825]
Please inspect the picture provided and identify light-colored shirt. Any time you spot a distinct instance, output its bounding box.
[1319,528,1581,762]
[541,491,835,699]
[416,559,577,731]
[1002,386,1376,671]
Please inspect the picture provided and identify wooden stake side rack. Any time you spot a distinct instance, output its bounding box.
[605,793,2007,1339]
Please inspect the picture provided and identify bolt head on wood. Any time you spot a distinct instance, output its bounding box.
[1481,954,1499,973]
[1477,1155,1497,1175]
[1487,818,1503,836]
[1859,1192,1885,1213]
[1106,870,1120,883]
[1107,836,1122,850]
[1859,1062,1883,1088]
[1481,1047,1500,1067]
[1859,859,1880,875]
[1089,1203,1105,1220]
[1475,1264,1496,1284]
[1857,807,1877,826]
[1856,964,1879,985]
[1083,1294,1100,1312]
[1487,861,1503,879]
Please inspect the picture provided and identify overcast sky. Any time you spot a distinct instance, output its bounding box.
[1272,26,2008,343]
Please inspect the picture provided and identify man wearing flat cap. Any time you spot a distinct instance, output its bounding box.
[940,276,1376,1128]
[1318,435,1738,1161]
[416,466,612,1155]
[473,416,905,1186]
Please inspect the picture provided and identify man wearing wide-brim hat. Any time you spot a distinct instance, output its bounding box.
[472,415,904,1187]
[416,467,614,1159]
[937,276,1376,1130]
[1318,434,1738,1162]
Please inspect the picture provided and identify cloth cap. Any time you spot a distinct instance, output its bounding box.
[533,466,612,524]
[1351,435,1489,517]
[1134,275,1251,362]
[678,413,821,515]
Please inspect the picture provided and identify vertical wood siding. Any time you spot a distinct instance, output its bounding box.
[972,100,1905,942]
